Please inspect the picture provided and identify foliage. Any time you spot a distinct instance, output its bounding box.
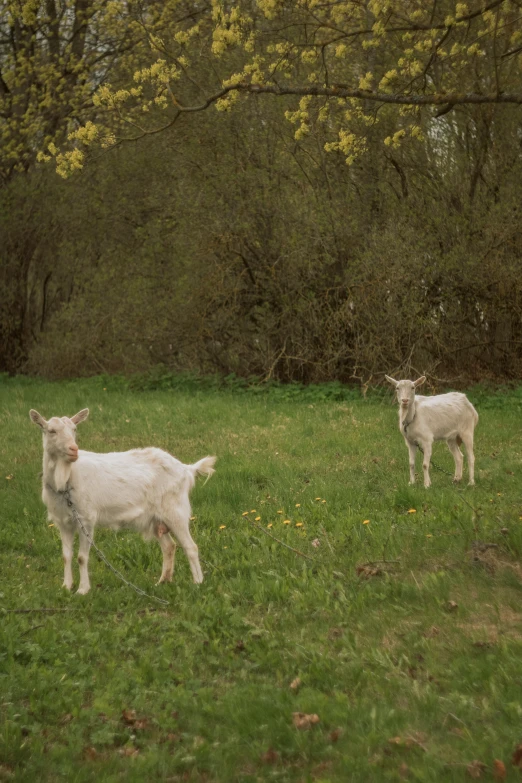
[2,2,522,383]
[1,377,522,780]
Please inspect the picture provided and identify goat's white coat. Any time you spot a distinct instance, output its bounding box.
[385,376,478,488]
[30,408,215,594]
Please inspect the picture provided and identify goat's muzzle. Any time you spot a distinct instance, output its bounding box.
[67,446,79,462]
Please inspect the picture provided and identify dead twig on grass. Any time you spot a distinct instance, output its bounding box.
[250,521,314,561]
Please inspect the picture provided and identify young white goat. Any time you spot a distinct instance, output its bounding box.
[385,376,478,488]
[30,408,216,594]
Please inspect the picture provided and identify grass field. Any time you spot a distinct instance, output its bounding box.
[1,375,522,782]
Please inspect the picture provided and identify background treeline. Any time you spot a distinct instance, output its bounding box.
[1,3,522,385]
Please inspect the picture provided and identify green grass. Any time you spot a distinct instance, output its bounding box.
[1,375,522,782]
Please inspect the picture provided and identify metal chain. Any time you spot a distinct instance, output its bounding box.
[59,485,170,606]
[413,441,455,478]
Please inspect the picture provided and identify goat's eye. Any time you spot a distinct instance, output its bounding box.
[48,429,56,434]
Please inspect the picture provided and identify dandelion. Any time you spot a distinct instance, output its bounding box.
[48,523,54,527]
[103,387,107,391]
[255,516,261,521]
[242,511,249,516]
[224,546,228,549]
[219,525,226,530]
[363,520,370,524]
[295,503,301,508]
[284,520,291,525]
[295,522,303,528]
[497,493,502,496]
[251,509,257,513]
[321,500,327,504]
[190,516,196,521]
[426,534,433,538]
[5,475,13,480]
[408,508,417,514]
[277,510,283,514]
[267,523,273,528]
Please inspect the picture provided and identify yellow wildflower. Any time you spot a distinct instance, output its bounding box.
[219,525,226,530]
[295,503,301,508]
[267,523,273,528]
[242,511,249,516]
[363,520,370,524]
[283,520,291,525]
[255,516,261,521]
[295,522,303,528]
[408,509,416,514]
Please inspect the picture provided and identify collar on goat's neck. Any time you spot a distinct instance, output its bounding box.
[43,454,72,493]
[400,400,416,434]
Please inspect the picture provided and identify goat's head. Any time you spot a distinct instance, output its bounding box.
[385,376,426,409]
[30,409,89,462]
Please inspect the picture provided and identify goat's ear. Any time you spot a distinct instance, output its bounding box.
[29,409,47,429]
[413,376,426,388]
[71,408,89,425]
[385,375,398,387]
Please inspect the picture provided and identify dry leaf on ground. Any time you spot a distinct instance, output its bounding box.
[466,760,486,778]
[292,712,320,730]
[512,742,522,768]
[493,759,506,780]
[260,748,280,764]
[290,677,302,691]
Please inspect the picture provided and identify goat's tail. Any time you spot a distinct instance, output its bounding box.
[190,456,217,480]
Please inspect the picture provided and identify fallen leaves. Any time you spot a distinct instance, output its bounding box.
[493,759,506,780]
[260,748,280,764]
[356,565,383,579]
[512,741,522,768]
[121,709,148,730]
[292,712,320,730]
[467,760,486,778]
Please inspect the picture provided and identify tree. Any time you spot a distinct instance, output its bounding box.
[41,0,522,172]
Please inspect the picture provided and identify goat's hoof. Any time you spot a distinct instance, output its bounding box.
[62,583,73,591]
[452,478,462,484]
[76,586,90,595]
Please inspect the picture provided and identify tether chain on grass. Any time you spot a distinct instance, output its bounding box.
[57,485,170,606]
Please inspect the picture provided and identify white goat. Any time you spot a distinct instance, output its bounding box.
[30,408,216,594]
[385,376,478,488]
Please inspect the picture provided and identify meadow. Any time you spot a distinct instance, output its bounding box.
[1,375,522,782]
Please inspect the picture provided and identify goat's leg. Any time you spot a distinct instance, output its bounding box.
[460,432,476,486]
[165,515,203,584]
[76,525,94,595]
[421,441,433,488]
[58,524,75,591]
[447,437,464,483]
[155,524,177,584]
[406,440,417,485]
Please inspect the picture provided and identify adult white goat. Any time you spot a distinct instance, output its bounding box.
[30,408,216,594]
[385,376,478,488]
